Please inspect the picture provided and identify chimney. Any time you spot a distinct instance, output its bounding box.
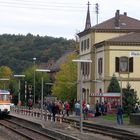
[114,10,120,28]
[124,12,127,16]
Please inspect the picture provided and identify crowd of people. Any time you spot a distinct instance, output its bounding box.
[30,99,125,124]
[43,100,70,122]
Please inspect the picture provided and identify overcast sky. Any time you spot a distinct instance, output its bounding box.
[0,0,139,39]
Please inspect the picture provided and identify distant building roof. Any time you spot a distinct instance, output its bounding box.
[48,51,73,72]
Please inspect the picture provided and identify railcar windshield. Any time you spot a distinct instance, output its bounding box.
[0,94,10,101]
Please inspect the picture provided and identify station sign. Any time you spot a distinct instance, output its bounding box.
[130,51,140,57]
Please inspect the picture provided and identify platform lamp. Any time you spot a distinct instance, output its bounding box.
[14,74,25,112]
[36,69,50,119]
[33,57,36,106]
[72,59,92,133]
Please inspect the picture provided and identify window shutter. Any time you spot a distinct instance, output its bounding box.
[101,58,103,74]
[115,57,120,72]
[98,58,100,74]
[98,58,103,74]
[129,57,133,72]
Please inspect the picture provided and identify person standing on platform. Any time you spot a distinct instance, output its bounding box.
[51,102,57,122]
[116,105,123,125]
[65,101,70,116]
[95,100,101,117]
[101,102,105,115]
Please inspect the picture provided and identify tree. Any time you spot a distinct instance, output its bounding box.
[107,74,121,93]
[123,83,139,115]
[0,66,13,89]
[20,66,50,105]
[52,52,77,102]
[0,34,76,73]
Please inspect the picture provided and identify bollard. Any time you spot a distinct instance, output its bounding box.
[59,115,63,124]
[43,114,45,120]
[33,111,35,117]
[35,111,37,118]
[36,112,38,118]
[27,110,29,115]
[46,113,49,121]
[51,114,53,122]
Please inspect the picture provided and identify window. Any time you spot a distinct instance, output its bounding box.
[87,38,89,49]
[119,57,128,72]
[98,58,103,74]
[84,40,86,50]
[81,62,90,76]
[115,57,133,73]
[81,41,84,51]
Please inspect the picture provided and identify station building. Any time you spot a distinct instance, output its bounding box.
[77,3,140,107]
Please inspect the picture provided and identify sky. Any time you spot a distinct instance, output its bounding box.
[0,0,139,39]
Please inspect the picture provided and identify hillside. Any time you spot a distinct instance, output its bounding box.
[0,33,76,73]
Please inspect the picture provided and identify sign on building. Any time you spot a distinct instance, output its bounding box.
[130,51,140,57]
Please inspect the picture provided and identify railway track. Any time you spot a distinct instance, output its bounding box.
[0,119,58,140]
[4,114,140,140]
[63,118,140,140]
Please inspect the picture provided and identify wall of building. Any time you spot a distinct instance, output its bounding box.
[109,45,140,77]
[78,30,140,103]
[95,32,126,43]
[95,32,127,43]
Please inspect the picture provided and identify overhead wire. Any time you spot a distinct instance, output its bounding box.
[0,0,94,12]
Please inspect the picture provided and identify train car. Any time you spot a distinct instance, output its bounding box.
[0,90,11,116]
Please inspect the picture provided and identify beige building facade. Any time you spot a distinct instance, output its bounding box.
[77,6,140,106]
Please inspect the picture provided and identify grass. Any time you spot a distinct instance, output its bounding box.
[102,113,129,122]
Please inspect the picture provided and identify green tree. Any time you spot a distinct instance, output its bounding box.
[0,66,13,89]
[123,83,139,115]
[107,74,121,93]
[52,53,77,102]
[0,34,76,73]
[20,66,50,105]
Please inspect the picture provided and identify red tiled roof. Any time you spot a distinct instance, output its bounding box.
[106,32,140,43]
[92,15,140,30]
[94,32,140,47]
[78,13,140,37]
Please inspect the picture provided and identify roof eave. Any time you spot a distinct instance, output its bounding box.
[78,28,140,37]
[95,41,140,48]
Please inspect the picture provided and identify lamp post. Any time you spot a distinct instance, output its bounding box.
[72,59,92,133]
[14,75,25,112]
[33,57,36,106]
[119,77,123,107]
[36,69,50,119]
[45,83,53,95]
